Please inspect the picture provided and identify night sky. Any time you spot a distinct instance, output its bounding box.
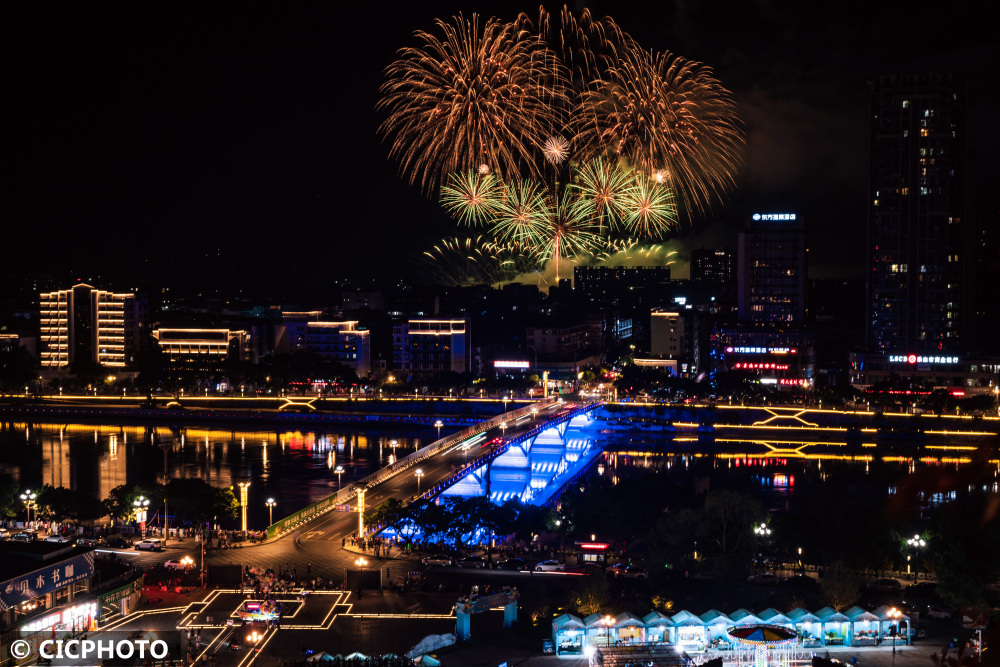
[3,2,997,295]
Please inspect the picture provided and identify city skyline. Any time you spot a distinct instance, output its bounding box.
[2,2,997,295]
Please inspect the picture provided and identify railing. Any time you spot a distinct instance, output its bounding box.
[265,397,559,539]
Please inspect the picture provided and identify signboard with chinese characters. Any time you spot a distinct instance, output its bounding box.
[726,346,798,355]
[0,552,95,611]
[752,213,797,221]
[889,354,959,364]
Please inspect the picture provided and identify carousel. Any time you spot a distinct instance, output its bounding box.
[726,624,798,667]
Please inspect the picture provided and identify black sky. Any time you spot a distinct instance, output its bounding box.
[2,1,997,295]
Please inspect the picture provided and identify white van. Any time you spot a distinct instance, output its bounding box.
[134,538,163,551]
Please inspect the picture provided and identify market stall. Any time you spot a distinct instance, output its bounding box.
[814,607,850,646]
[613,612,646,645]
[846,606,880,646]
[642,611,674,645]
[671,610,707,651]
[787,608,823,647]
[872,605,911,646]
[552,613,586,656]
[700,610,734,650]
[584,613,617,647]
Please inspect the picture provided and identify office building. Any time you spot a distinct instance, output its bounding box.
[39,284,144,368]
[152,328,249,363]
[866,73,967,354]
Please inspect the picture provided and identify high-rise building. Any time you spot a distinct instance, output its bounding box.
[866,73,967,354]
[304,321,371,376]
[690,248,734,284]
[39,283,144,368]
[738,213,806,324]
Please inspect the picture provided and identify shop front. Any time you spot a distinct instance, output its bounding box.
[642,612,673,645]
[614,612,645,645]
[552,613,586,657]
[97,577,143,621]
[815,607,850,646]
[700,610,733,650]
[671,611,706,652]
[584,613,616,647]
[787,608,823,647]
[846,606,880,646]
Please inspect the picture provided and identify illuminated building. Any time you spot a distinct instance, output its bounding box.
[38,284,143,368]
[152,328,249,362]
[303,321,371,375]
[281,311,323,352]
[393,318,469,378]
[690,248,734,285]
[867,74,967,354]
[850,351,999,395]
[574,265,671,303]
[738,213,806,324]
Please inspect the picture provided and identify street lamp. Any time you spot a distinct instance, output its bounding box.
[355,557,368,570]
[266,498,276,525]
[503,395,509,412]
[907,535,926,583]
[390,439,398,454]
[20,490,36,527]
[754,524,772,571]
[237,481,251,538]
[500,421,507,438]
[335,465,344,490]
[415,468,424,494]
[602,615,614,646]
[134,496,150,538]
[434,419,443,440]
[887,607,902,654]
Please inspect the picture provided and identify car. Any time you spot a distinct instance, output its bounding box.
[106,537,133,549]
[164,559,191,570]
[455,556,488,569]
[926,605,952,620]
[77,536,104,547]
[422,554,453,566]
[606,563,648,580]
[482,437,504,449]
[534,560,566,572]
[494,558,529,571]
[0,528,9,540]
[44,534,73,543]
[747,573,780,585]
[11,531,37,542]
[870,578,902,593]
[134,539,163,551]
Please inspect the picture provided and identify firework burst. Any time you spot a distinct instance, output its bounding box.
[575,47,745,217]
[542,135,570,165]
[378,13,567,195]
[422,235,538,286]
[441,171,500,225]
[623,177,677,238]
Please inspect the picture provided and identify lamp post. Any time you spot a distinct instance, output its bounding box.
[503,395,509,413]
[266,498,276,525]
[888,607,902,654]
[335,465,344,491]
[500,421,507,439]
[907,535,925,583]
[602,615,614,646]
[434,419,443,440]
[415,468,424,494]
[237,481,250,539]
[754,524,772,572]
[134,496,150,538]
[390,439,398,455]
[20,490,36,527]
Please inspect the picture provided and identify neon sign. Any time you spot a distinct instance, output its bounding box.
[494,361,530,369]
[733,363,789,370]
[752,213,797,221]
[726,347,797,355]
[889,355,958,364]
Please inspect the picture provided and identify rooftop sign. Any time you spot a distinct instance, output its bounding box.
[753,213,797,221]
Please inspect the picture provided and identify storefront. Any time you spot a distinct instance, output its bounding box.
[573,540,611,566]
[846,606,880,646]
[671,611,706,651]
[642,612,673,645]
[614,612,645,645]
[552,614,585,657]
[787,608,823,647]
[700,610,733,650]
[815,607,850,645]
[97,577,143,621]
[584,613,616,647]
[873,605,911,646]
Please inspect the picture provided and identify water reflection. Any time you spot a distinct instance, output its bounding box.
[0,422,431,530]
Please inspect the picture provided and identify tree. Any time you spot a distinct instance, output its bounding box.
[0,471,21,518]
[164,479,237,524]
[929,492,1000,613]
[821,561,862,611]
[694,489,763,579]
[102,484,164,525]
[572,573,610,616]
[36,486,105,522]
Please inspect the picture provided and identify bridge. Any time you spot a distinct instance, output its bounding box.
[264,399,603,540]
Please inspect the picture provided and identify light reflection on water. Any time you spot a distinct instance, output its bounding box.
[0,423,437,530]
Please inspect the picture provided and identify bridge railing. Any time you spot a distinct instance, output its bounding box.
[265,397,558,540]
